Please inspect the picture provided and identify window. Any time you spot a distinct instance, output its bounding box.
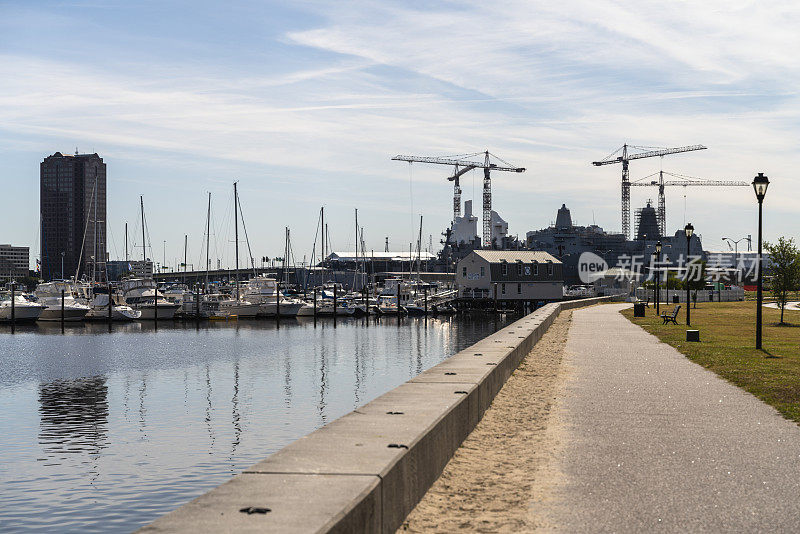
[501,262,508,276]
[517,283,521,294]
[501,283,506,294]
[547,263,554,277]
[480,266,485,277]
[462,266,467,277]
[517,262,523,275]
[533,262,539,276]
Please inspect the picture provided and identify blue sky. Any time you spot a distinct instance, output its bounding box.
[1,0,797,269]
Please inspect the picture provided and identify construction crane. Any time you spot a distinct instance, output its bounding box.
[630,170,749,235]
[592,143,707,238]
[392,151,525,248]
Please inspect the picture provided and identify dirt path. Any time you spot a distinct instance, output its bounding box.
[399,311,573,533]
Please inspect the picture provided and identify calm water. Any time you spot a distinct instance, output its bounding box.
[0,315,508,533]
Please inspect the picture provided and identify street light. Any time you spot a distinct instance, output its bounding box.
[722,236,750,284]
[684,223,694,326]
[753,172,770,349]
[655,241,662,316]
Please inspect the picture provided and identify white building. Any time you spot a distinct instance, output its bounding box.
[456,250,563,301]
[0,244,29,282]
[450,199,479,245]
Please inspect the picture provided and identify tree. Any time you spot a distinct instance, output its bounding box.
[682,260,707,306]
[765,237,800,325]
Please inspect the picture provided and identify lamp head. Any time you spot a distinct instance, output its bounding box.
[752,172,769,201]
[685,222,694,238]
[655,241,662,253]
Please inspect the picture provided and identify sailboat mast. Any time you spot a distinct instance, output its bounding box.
[93,169,98,283]
[234,182,240,301]
[354,208,358,291]
[125,222,128,264]
[417,214,423,280]
[183,234,187,285]
[205,192,211,292]
[321,206,325,271]
[140,196,146,264]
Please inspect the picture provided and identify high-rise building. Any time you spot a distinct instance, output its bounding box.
[0,244,29,283]
[40,152,107,281]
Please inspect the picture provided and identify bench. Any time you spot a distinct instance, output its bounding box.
[661,305,681,325]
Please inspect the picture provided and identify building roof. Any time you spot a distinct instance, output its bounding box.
[470,250,560,263]
[328,251,436,262]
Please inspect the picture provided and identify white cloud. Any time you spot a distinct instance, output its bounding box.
[0,0,798,265]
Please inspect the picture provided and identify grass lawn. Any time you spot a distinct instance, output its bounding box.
[621,301,800,424]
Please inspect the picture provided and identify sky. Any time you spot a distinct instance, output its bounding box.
[1,0,798,270]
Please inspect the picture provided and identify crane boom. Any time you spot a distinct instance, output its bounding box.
[592,143,707,238]
[392,151,525,248]
[392,155,525,173]
[630,170,748,235]
[592,144,707,166]
[631,180,748,187]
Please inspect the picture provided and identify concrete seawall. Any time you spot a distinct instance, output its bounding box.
[140,297,616,533]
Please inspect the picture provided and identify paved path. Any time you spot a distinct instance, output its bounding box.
[542,303,800,532]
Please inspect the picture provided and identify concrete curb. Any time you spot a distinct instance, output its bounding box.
[139,296,617,533]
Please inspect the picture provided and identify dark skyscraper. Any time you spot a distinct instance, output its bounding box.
[40,152,107,281]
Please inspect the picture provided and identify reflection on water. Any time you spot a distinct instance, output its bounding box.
[0,315,510,532]
[39,376,109,458]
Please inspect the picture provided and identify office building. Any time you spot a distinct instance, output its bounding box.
[40,152,107,281]
[0,244,29,283]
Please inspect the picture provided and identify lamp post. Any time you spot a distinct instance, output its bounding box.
[722,236,749,284]
[752,173,770,349]
[684,223,694,326]
[60,251,65,280]
[655,241,662,315]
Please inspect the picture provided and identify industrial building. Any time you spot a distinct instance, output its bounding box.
[525,202,704,284]
[40,152,107,281]
[456,250,563,302]
[0,244,29,283]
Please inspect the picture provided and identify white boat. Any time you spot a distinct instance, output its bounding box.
[0,292,47,323]
[242,276,302,317]
[86,293,140,321]
[205,293,260,318]
[120,278,180,320]
[316,299,357,317]
[73,282,141,321]
[33,281,90,322]
[376,295,403,316]
[294,300,315,316]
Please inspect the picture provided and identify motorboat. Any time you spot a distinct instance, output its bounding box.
[205,293,260,318]
[33,281,90,322]
[120,278,180,320]
[316,299,356,317]
[0,292,47,323]
[376,295,404,316]
[73,282,140,321]
[242,276,303,317]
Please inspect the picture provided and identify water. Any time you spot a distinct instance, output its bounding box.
[0,315,508,532]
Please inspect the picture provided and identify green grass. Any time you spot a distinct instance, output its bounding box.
[621,301,800,424]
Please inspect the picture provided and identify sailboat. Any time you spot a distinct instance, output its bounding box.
[122,196,180,320]
[215,182,259,318]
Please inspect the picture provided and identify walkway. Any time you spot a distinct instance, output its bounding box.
[541,303,800,531]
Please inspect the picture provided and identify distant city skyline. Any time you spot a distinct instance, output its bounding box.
[1,0,798,270]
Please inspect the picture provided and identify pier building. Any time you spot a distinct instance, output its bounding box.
[456,250,563,302]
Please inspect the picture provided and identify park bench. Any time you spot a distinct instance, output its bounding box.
[661,305,681,325]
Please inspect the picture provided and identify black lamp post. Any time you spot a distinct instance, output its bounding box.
[753,172,770,349]
[684,223,694,326]
[655,241,662,315]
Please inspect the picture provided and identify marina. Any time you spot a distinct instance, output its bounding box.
[0,314,511,533]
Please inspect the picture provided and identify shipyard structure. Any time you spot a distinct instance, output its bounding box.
[436,198,704,286]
